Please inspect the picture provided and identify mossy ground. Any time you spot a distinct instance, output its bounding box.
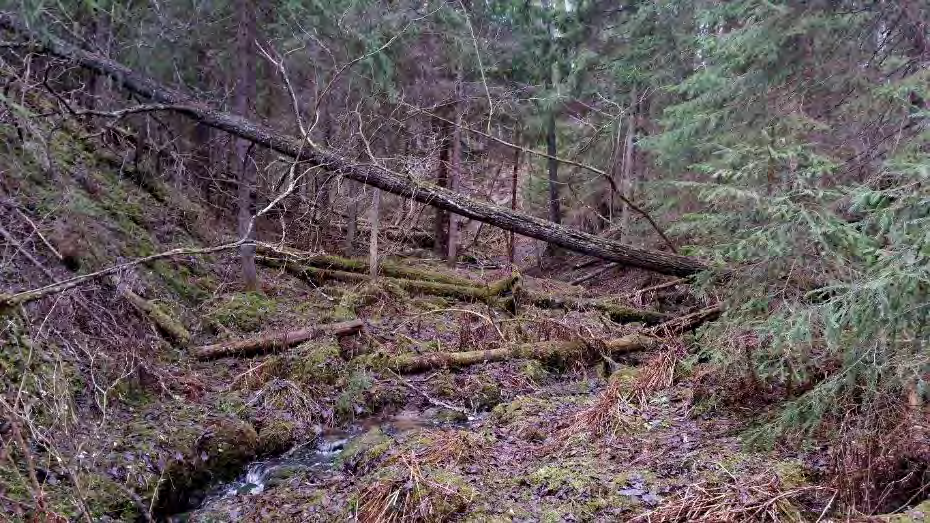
[2,100,858,522]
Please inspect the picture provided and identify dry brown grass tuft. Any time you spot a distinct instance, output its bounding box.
[634,472,824,522]
[559,346,682,442]
[247,378,328,425]
[563,373,638,441]
[356,452,474,522]
[415,429,488,466]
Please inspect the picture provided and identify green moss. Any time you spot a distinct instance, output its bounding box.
[527,463,604,496]
[472,376,503,411]
[151,261,212,304]
[883,499,930,522]
[257,419,298,455]
[336,427,393,474]
[774,460,809,489]
[335,370,373,421]
[156,417,258,514]
[290,341,343,385]
[522,360,549,383]
[491,396,555,426]
[83,473,141,520]
[205,292,277,332]
[422,468,476,517]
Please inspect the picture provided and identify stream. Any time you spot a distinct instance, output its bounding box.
[169,408,474,520]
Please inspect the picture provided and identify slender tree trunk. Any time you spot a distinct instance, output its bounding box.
[619,88,636,243]
[345,181,359,253]
[447,107,463,267]
[434,118,452,257]
[546,112,561,225]
[234,0,259,291]
[369,189,381,278]
[509,135,521,265]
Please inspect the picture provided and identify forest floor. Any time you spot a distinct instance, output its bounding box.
[3,99,929,523]
[149,257,834,523]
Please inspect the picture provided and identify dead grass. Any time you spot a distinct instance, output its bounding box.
[633,471,823,522]
[559,346,682,442]
[415,429,488,466]
[355,453,474,522]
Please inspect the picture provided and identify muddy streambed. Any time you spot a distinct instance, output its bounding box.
[168,408,474,521]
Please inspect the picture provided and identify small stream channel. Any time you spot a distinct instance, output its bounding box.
[169,408,474,520]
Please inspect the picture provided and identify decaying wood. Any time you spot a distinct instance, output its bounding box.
[648,304,722,336]
[569,262,618,286]
[255,247,477,287]
[517,289,669,325]
[194,318,363,360]
[387,334,657,374]
[260,257,518,310]
[113,279,191,345]
[384,304,720,373]
[0,13,709,277]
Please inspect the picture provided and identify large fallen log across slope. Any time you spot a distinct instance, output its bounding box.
[194,318,363,360]
[0,13,708,277]
[384,304,721,373]
[258,252,667,324]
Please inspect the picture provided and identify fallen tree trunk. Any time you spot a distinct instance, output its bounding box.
[114,281,191,345]
[0,13,709,278]
[519,290,669,325]
[388,334,657,374]
[260,257,518,310]
[194,319,363,360]
[384,304,721,373]
[256,247,476,287]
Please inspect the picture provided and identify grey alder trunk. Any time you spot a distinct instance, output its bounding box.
[545,113,561,225]
[234,0,259,291]
[369,189,381,278]
[433,118,452,257]
[447,96,463,267]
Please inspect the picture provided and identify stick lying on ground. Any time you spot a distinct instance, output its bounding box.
[194,319,364,360]
[0,12,709,277]
[384,304,722,373]
[114,279,191,345]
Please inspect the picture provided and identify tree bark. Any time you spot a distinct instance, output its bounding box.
[368,189,381,278]
[255,248,477,287]
[1,15,709,277]
[234,0,259,291]
[386,334,655,373]
[619,88,636,242]
[260,258,519,309]
[434,118,452,257]
[194,319,363,360]
[509,136,521,265]
[447,106,463,267]
[546,112,561,226]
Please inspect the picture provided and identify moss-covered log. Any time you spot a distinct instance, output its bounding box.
[115,282,191,345]
[388,334,657,373]
[383,305,721,373]
[517,290,669,325]
[256,247,477,287]
[193,318,363,360]
[260,257,519,310]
